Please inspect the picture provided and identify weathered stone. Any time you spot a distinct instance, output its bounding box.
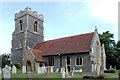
[65,67,69,77]
[55,68,59,72]
[71,67,75,76]
[37,67,41,74]
[51,66,53,73]
[46,66,51,75]
[22,66,26,73]
[61,67,65,78]
[2,65,11,79]
[12,65,17,74]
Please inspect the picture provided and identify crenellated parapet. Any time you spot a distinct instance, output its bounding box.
[15,7,44,21]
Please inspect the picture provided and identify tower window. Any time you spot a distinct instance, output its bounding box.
[19,20,23,31]
[34,21,38,32]
[76,56,82,65]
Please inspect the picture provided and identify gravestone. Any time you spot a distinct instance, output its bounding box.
[55,68,59,72]
[47,66,51,75]
[2,65,11,79]
[61,68,65,78]
[80,69,82,72]
[0,67,1,74]
[118,70,120,80]
[51,66,53,73]
[37,67,41,74]
[9,66,11,71]
[43,66,46,73]
[71,67,75,76]
[22,66,26,73]
[65,67,69,77]
[12,65,17,74]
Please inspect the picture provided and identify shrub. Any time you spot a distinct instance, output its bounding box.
[9,64,13,67]
[14,63,22,69]
[104,69,116,73]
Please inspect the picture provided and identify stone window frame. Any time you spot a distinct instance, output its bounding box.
[66,56,71,66]
[34,21,38,32]
[75,56,83,66]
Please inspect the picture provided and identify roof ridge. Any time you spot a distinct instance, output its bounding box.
[39,32,94,44]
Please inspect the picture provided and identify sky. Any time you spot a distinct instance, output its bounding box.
[0,0,119,54]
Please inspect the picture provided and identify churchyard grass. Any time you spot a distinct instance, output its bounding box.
[11,69,118,78]
[103,71,118,78]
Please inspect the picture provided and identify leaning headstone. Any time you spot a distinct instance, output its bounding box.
[71,67,75,76]
[61,68,65,78]
[12,65,17,74]
[22,66,26,73]
[2,65,11,79]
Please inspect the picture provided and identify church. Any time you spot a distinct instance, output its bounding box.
[11,7,106,72]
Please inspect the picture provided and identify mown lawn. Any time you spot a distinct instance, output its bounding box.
[2,70,119,79]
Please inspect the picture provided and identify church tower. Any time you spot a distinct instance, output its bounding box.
[11,7,44,64]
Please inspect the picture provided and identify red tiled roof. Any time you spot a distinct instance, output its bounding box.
[33,32,94,56]
[30,49,44,61]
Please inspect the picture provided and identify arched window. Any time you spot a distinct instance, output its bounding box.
[48,57,54,66]
[19,20,23,31]
[76,56,82,65]
[34,21,38,32]
[67,56,70,65]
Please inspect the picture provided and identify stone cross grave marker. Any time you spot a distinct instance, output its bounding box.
[2,65,11,79]
[12,65,17,74]
[22,66,26,73]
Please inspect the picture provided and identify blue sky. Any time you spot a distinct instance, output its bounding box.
[0,0,119,54]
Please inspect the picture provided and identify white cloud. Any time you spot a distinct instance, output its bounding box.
[90,0,118,24]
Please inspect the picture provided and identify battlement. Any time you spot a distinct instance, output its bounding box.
[15,7,44,21]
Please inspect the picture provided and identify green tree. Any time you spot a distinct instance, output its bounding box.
[116,40,120,69]
[99,31,116,69]
[1,53,11,68]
